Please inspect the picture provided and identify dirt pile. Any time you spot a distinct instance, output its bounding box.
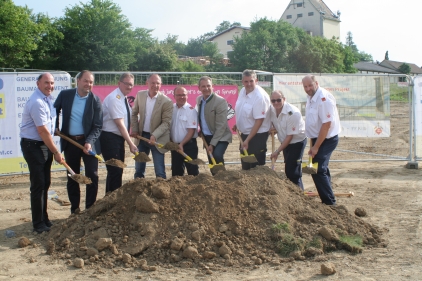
[46,166,386,271]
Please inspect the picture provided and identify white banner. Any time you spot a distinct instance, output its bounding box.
[0,72,71,174]
[273,74,391,137]
[414,75,422,158]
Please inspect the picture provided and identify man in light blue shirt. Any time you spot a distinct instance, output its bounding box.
[20,72,64,234]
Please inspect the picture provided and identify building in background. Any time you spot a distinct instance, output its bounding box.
[280,0,341,40]
[208,26,250,58]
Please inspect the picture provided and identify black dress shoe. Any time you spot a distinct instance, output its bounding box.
[33,225,50,234]
[45,220,53,227]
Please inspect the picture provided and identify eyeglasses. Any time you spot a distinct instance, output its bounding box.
[271,98,282,103]
[121,81,134,87]
[175,94,187,97]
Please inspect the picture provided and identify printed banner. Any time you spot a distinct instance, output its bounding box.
[0,72,71,174]
[273,74,391,137]
[93,85,238,133]
[414,76,422,158]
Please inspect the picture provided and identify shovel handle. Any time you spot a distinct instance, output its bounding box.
[177,149,193,161]
[199,133,218,165]
[57,132,102,161]
[136,135,164,148]
[236,129,248,155]
[62,161,75,176]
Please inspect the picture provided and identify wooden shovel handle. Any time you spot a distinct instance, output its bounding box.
[135,135,163,148]
[199,133,217,165]
[61,161,75,176]
[57,132,85,151]
[236,129,249,155]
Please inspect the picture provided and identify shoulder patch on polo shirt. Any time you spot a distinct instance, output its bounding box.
[321,97,326,101]
[327,113,331,118]
[193,121,196,125]
[116,94,121,99]
[262,111,265,115]
[292,127,296,131]
[288,111,292,115]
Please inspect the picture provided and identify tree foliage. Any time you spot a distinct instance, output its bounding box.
[398,63,411,74]
[55,0,136,71]
[0,0,41,68]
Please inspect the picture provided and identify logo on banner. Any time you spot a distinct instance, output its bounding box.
[0,93,5,118]
[374,122,383,135]
[227,103,235,120]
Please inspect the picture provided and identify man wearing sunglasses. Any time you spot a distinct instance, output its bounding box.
[302,75,341,205]
[269,90,306,190]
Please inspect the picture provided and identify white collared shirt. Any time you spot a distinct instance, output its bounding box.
[102,87,130,136]
[270,102,306,144]
[171,102,198,143]
[143,93,158,132]
[235,85,271,134]
[305,87,341,138]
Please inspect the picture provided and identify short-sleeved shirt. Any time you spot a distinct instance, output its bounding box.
[270,102,306,144]
[20,88,56,141]
[102,88,131,136]
[305,87,341,138]
[235,85,271,134]
[171,102,198,143]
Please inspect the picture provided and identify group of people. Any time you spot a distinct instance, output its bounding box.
[20,69,340,234]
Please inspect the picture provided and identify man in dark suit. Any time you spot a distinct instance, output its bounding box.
[196,76,232,175]
[54,70,102,214]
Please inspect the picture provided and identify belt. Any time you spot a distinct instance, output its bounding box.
[69,135,85,141]
[22,138,44,144]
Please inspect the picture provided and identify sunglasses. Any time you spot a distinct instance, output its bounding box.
[271,98,282,103]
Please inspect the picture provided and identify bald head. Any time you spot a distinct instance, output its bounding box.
[36,72,55,96]
[302,75,319,97]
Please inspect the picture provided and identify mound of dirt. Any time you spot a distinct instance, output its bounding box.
[46,166,386,271]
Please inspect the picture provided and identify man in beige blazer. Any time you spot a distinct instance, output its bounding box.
[196,76,232,175]
[131,74,173,179]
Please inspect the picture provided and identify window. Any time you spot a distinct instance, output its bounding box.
[297,13,303,18]
[308,12,314,16]
[227,40,234,45]
[287,15,292,19]
[297,3,302,7]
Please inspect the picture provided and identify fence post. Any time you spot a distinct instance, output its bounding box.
[406,75,417,169]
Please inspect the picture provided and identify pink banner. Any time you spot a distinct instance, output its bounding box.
[93,85,238,133]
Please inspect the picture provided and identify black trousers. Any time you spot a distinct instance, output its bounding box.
[100,131,125,193]
[63,137,99,213]
[20,139,53,228]
[283,138,307,190]
[171,138,199,177]
[240,132,269,170]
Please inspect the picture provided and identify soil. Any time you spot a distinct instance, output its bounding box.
[105,158,127,169]
[133,152,152,163]
[1,101,422,280]
[70,174,92,185]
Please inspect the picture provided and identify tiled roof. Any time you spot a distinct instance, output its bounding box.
[379,60,422,74]
[308,0,341,21]
[354,61,401,74]
[207,26,250,41]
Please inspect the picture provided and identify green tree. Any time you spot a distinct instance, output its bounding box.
[55,0,135,71]
[0,0,41,68]
[398,63,411,75]
[28,13,64,69]
[229,18,301,72]
[385,51,389,60]
[160,34,186,55]
[215,21,241,34]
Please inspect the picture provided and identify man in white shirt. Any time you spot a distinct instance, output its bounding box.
[100,72,138,193]
[302,75,341,205]
[170,86,199,176]
[270,90,307,190]
[233,69,271,170]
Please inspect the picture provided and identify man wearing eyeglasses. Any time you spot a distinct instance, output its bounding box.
[54,70,102,214]
[269,90,306,190]
[170,86,199,176]
[233,69,271,170]
[100,72,138,193]
[302,75,341,205]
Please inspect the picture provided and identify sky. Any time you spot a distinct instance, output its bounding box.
[13,0,422,67]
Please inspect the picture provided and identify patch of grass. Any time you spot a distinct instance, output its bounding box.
[306,236,323,249]
[272,222,290,233]
[278,233,306,256]
[390,83,409,102]
[339,234,363,253]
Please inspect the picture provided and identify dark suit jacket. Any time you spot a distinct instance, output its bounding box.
[54,88,103,154]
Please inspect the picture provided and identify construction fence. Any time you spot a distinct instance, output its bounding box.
[0,70,418,175]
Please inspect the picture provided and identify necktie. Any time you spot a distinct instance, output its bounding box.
[124,97,131,132]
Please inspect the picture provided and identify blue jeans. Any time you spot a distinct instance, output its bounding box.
[134,132,166,179]
[311,135,338,205]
